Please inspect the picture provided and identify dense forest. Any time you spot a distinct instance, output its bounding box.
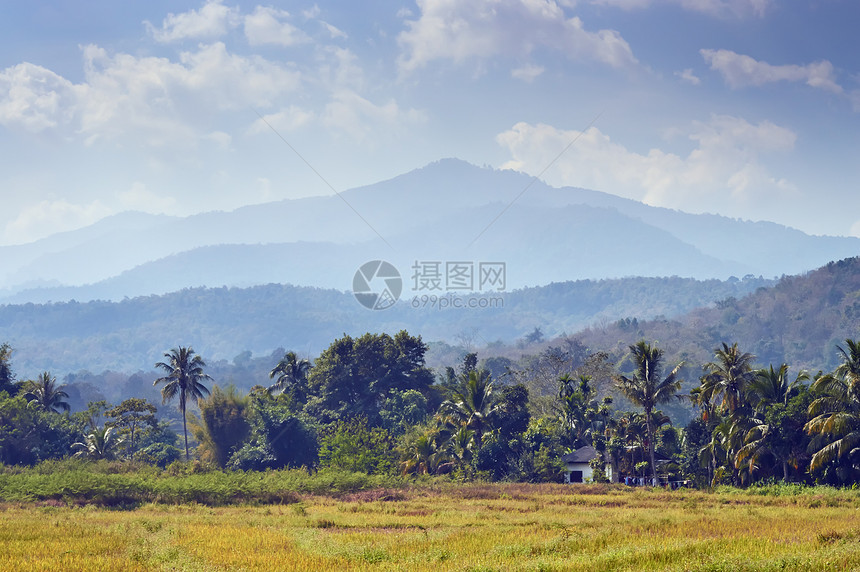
[4,322,860,488]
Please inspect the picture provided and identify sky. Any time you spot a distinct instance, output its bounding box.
[1,0,859,246]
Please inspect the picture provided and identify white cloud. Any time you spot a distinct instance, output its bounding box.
[321,21,348,40]
[0,43,302,147]
[1,24,426,156]
[303,5,322,19]
[171,43,301,108]
[146,0,240,43]
[701,49,843,93]
[321,90,426,142]
[244,6,310,46]
[511,63,545,82]
[0,63,81,132]
[145,0,238,43]
[397,0,637,73]
[248,105,315,134]
[116,182,178,214]
[675,68,701,85]
[317,46,366,91]
[204,131,232,149]
[496,115,796,215]
[3,199,113,244]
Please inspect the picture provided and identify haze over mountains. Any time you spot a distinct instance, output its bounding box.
[1,159,858,304]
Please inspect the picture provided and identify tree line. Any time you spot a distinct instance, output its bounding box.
[2,333,860,487]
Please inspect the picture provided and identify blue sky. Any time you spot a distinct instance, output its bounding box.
[1,0,859,245]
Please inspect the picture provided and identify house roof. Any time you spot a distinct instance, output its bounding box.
[562,446,598,464]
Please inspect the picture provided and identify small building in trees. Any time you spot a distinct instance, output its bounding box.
[562,446,612,483]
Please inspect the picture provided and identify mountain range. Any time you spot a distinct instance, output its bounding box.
[1,159,857,304]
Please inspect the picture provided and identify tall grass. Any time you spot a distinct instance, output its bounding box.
[2,478,860,570]
[0,459,406,506]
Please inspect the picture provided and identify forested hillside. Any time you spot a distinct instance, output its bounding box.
[0,274,771,377]
[574,257,860,374]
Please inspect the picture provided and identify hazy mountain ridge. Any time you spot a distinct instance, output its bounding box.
[1,159,857,304]
[3,201,744,304]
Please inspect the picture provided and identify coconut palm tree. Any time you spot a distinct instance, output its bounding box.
[700,343,756,415]
[154,346,212,460]
[614,341,682,482]
[23,371,69,413]
[268,351,311,399]
[699,417,735,486]
[735,364,809,483]
[72,426,124,460]
[805,340,860,476]
[401,432,447,475]
[439,369,499,451]
[748,364,808,413]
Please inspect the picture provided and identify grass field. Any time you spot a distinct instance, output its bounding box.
[2,483,860,571]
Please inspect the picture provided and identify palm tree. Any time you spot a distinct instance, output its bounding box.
[72,426,123,460]
[439,369,499,450]
[614,341,682,482]
[268,351,311,399]
[736,420,780,482]
[23,371,69,413]
[401,431,448,476]
[700,343,756,415]
[732,364,809,482]
[154,347,212,460]
[805,340,860,476]
[447,425,475,471]
[748,364,807,413]
[699,417,734,486]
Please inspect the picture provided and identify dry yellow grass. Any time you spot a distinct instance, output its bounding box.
[2,484,860,571]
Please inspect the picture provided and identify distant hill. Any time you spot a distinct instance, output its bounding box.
[2,159,858,303]
[0,274,772,378]
[574,256,860,374]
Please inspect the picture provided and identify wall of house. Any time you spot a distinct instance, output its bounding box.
[564,463,613,483]
[564,463,593,483]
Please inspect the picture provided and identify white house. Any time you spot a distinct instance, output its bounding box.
[562,446,612,483]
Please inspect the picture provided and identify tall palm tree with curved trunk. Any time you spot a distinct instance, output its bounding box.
[23,371,69,413]
[805,339,860,475]
[615,341,682,482]
[154,347,212,460]
[268,351,311,399]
